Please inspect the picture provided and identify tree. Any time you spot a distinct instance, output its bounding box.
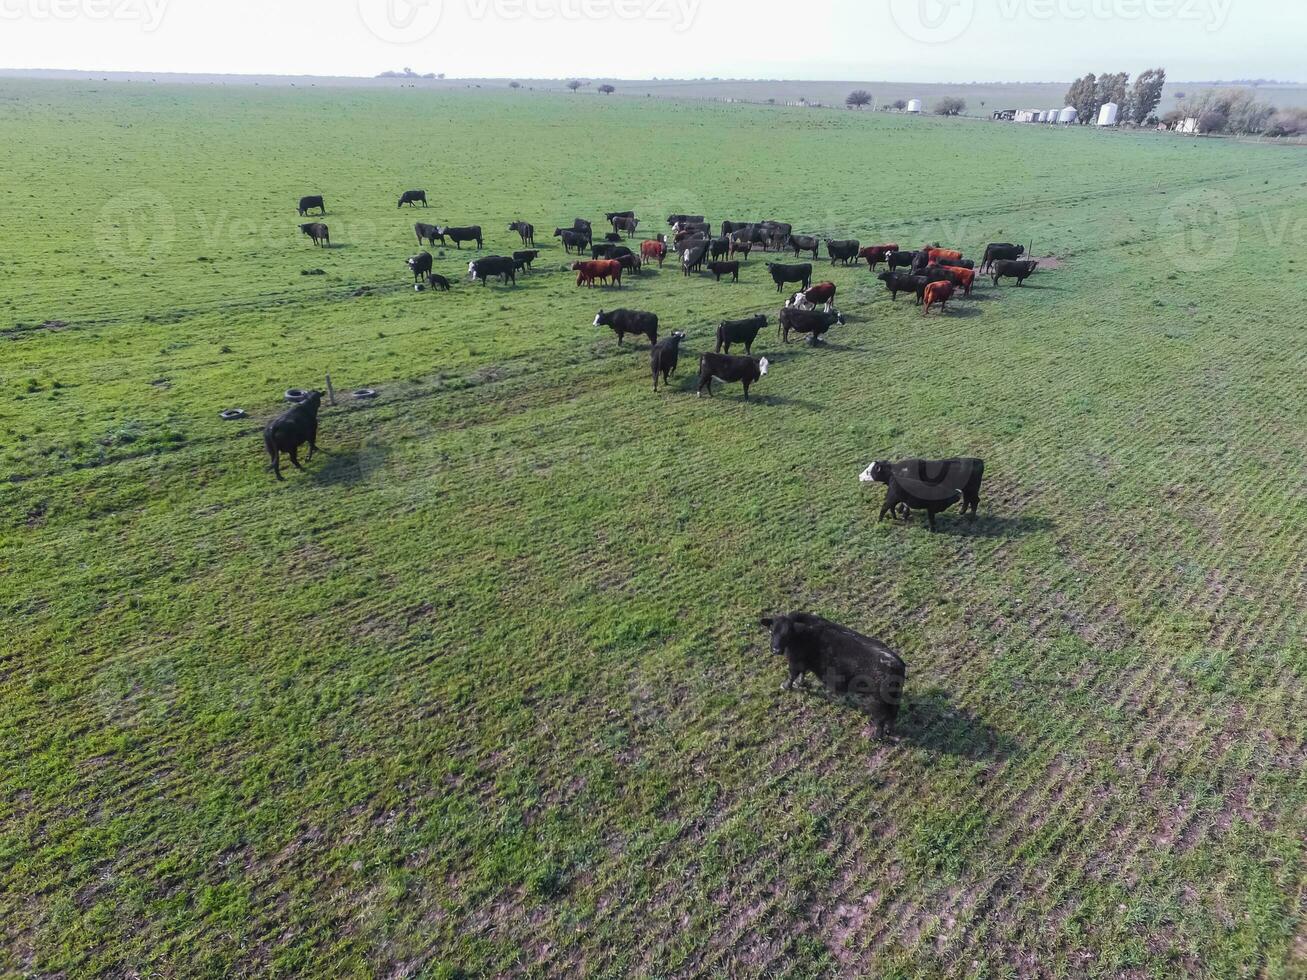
[1197,110,1228,134]
[509,80,521,89]
[1065,73,1098,124]
[1096,71,1130,115]
[846,89,872,109]
[567,80,583,93]
[933,96,966,116]
[891,98,907,111]
[598,84,615,95]
[1180,87,1275,134]
[1128,68,1166,124]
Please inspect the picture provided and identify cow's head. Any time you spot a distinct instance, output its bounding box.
[859,461,891,484]
[593,310,607,326]
[759,615,795,655]
[1016,245,1026,256]
[434,226,447,236]
[670,330,686,342]
[832,309,845,323]
[758,357,770,377]
[468,261,478,278]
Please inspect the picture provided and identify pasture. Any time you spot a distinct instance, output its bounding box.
[1,81,1305,977]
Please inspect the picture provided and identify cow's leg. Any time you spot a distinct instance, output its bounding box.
[742,382,750,401]
[288,446,304,471]
[270,449,284,481]
[782,666,803,691]
[927,511,938,533]
[307,425,318,461]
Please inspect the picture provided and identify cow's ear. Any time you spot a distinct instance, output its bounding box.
[759,617,774,630]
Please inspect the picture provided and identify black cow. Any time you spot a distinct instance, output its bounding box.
[264,390,321,480]
[923,264,961,286]
[861,457,986,530]
[592,243,634,260]
[682,241,711,276]
[438,225,483,249]
[767,262,812,293]
[780,307,844,344]
[697,353,769,400]
[981,243,1026,272]
[715,314,767,355]
[788,234,820,259]
[572,218,593,236]
[760,613,907,738]
[299,222,329,247]
[612,216,641,237]
[710,237,731,261]
[594,308,658,347]
[606,211,636,221]
[469,255,517,286]
[991,259,1039,286]
[512,249,540,272]
[650,330,687,391]
[885,250,919,272]
[603,232,624,243]
[297,195,325,216]
[876,270,928,303]
[707,260,740,282]
[911,250,932,274]
[826,239,860,265]
[415,222,445,246]
[615,252,643,275]
[674,221,711,239]
[555,229,590,254]
[720,220,750,236]
[407,251,433,282]
[667,213,704,226]
[508,220,535,246]
[398,190,428,208]
[426,273,451,291]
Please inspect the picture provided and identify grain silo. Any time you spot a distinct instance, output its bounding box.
[1097,102,1119,126]
[906,99,923,114]
[1059,106,1078,124]
[1047,109,1060,123]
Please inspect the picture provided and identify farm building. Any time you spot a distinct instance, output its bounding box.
[905,99,923,113]
[992,109,1017,120]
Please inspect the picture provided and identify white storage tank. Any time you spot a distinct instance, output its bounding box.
[1059,106,1078,124]
[1047,109,1060,123]
[906,99,923,114]
[1097,102,1119,126]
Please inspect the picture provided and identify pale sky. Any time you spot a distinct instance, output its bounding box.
[0,0,1301,82]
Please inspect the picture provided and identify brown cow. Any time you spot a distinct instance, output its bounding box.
[572,259,623,288]
[641,239,667,267]
[923,281,954,315]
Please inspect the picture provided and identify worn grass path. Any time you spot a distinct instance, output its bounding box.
[1,82,1305,977]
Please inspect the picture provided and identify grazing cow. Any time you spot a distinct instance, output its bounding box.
[767,262,813,293]
[826,239,861,265]
[573,259,623,288]
[886,249,919,272]
[508,220,535,246]
[667,213,704,226]
[595,308,657,346]
[469,255,517,286]
[641,239,667,267]
[264,390,322,481]
[876,271,928,304]
[715,314,768,355]
[297,195,325,216]
[650,330,687,390]
[681,241,711,276]
[707,260,740,282]
[923,281,954,315]
[729,238,753,262]
[299,222,329,247]
[991,259,1039,286]
[407,251,433,282]
[760,613,907,737]
[426,273,451,291]
[398,189,428,208]
[981,243,1025,272]
[940,263,976,296]
[780,306,844,344]
[512,249,540,272]
[788,234,821,259]
[697,353,769,400]
[710,237,731,261]
[438,225,483,250]
[555,229,590,254]
[415,222,445,246]
[861,458,985,521]
[611,215,639,238]
[858,244,899,270]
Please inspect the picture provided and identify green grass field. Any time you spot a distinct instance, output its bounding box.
[2,80,1305,978]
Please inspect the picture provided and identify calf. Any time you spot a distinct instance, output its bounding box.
[922,280,953,315]
[603,232,624,243]
[469,255,517,286]
[299,222,329,247]
[650,330,686,390]
[788,234,820,259]
[991,259,1039,286]
[981,242,1025,272]
[707,260,740,282]
[297,194,325,216]
[508,220,535,246]
[767,262,813,293]
[861,458,985,520]
[415,222,445,246]
[715,314,768,355]
[641,239,667,267]
[876,270,927,303]
[697,353,769,400]
[595,308,657,346]
[760,613,907,737]
[407,251,434,282]
[398,189,428,208]
[264,390,322,480]
[729,238,753,261]
[438,225,483,250]
[826,239,860,265]
[512,249,540,272]
[780,306,844,344]
[426,273,451,291]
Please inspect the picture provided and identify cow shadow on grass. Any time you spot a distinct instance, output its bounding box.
[896,687,1020,760]
[311,444,385,487]
[880,513,1053,539]
[934,305,982,319]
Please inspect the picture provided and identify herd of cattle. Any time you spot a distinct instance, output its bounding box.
[274,195,1039,732]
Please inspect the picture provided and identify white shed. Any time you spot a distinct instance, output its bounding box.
[1097,102,1119,126]
[906,99,923,114]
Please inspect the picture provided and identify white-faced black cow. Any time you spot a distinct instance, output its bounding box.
[760,613,907,738]
[264,390,322,480]
[508,221,535,246]
[990,259,1039,286]
[667,213,704,226]
[767,262,813,293]
[681,241,711,276]
[697,353,768,400]
[415,223,445,246]
[885,250,919,272]
[297,195,325,216]
[780,306,844,344]
[650,330,687,391]
[715,314,768,355]
[299,222,329,247]
[407,251,433,282]
[860,457,986,531]
[469,255,517,286]
[398,190,428,208]
[437,225,483,249]
[595,308,658,347]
